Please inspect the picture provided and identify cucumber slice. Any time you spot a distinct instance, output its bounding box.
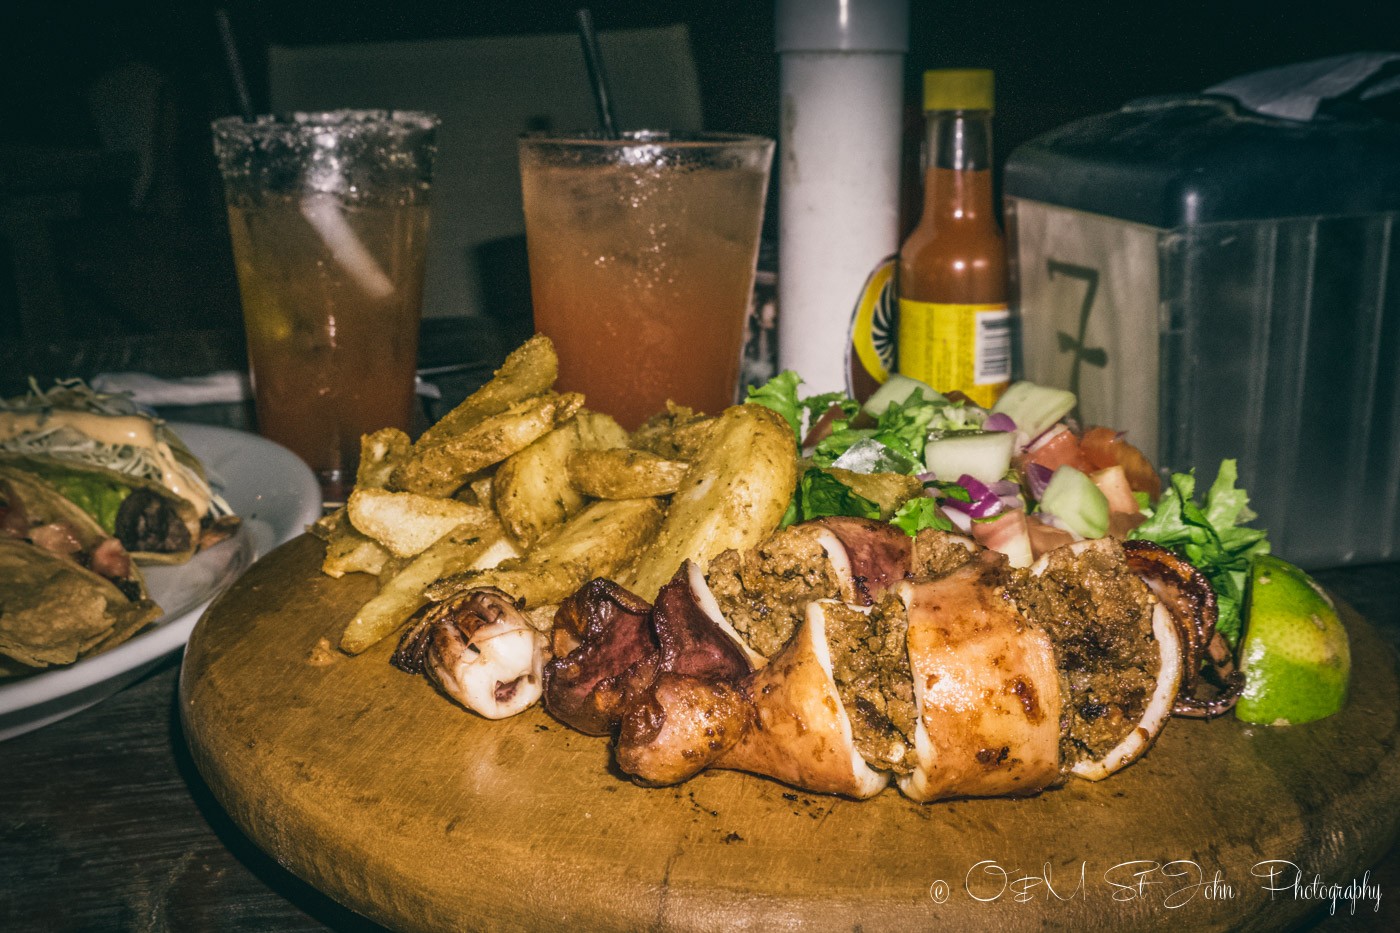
[992,382,1076,445]
[924,431,1015,485]
[1039,466,1109,539]
[861,373,943,419]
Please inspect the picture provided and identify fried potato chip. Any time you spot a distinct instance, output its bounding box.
[357,428,412,490]
[426,497,664,608]
[414,334,558,449]
[319,508,391,578]
[494,411,629,546]
[391,392,585,496]
[622,404,798,601]
[347,487,495,558]
[568,448,688,499]
[339,520,516,654]
[824,467,924,519]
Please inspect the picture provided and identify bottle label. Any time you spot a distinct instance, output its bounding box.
[898,300,1011,407]
[845,256,898,402]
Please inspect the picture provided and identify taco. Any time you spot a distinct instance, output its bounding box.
[0,455,202,564]
[0,380,238,564]
[0,469,162,672]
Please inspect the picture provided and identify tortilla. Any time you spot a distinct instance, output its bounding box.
[0,455,201,564]
[0,465,153,602]
[0,538,162,671]
[0,465,112,553]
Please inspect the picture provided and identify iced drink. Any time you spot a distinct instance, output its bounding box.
[213,111,437,499]
[519,133,773,430]
[226,198,429,482]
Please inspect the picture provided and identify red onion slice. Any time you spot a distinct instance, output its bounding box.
[1025,462,1054,501]
[971,498,1004,520]
[1026,423,1068,453]
[950,474,1004,519]
[941,505,974,533]
[983,412,1016,433]
[957,474,991,500]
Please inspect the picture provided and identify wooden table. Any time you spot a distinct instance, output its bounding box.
[3,562,1399,932]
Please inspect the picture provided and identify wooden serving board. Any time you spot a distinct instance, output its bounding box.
[181,536,1400,932]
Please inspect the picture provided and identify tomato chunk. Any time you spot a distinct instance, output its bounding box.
[1080,426,1161,501]
[1019,425,1092,475]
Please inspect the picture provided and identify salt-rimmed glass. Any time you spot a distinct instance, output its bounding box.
[212,110,438,502]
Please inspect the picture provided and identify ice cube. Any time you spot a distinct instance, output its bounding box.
[830,438,914,474]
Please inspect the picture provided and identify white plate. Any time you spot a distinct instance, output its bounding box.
[0,423,322,741]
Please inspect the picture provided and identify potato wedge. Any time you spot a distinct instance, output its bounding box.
[622,404,798,600]
[309,510,338,542]
[469,533,524,570]
[415,334,558,449]
[356,428,411,490]
[426,497,664,608]
[574,411,633,453]
[339,520,516,655]
[319,508,392,578]
[568,448,688,499]
[494,411,629,546]
[464,475,494,507]
[630,403,715,462]
[391,392,585,496]
[662,418,719,463]
[376,554,412,586]
[347,487,495,558]
[824,467,924,519]
[529,496,664,570]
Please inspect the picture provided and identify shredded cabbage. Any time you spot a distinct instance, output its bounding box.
[1,378,233,518]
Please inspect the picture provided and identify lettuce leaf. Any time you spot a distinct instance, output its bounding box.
[812,387,943,469]
[780,467,881,528]
[1128,459,1270,647]
[891,497,953,536]
[745,371,804,434]
[746,371,858,439]
[870,399,939,465]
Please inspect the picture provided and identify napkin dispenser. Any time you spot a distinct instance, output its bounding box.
[1004,78,1400,568]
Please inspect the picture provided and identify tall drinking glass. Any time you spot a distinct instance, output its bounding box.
[212,110,438,500]
[518,132,774,430]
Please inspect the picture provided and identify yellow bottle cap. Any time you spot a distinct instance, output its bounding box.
[923,69,994,112]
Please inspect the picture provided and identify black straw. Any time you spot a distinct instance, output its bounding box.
[575,9,619,138]
[215,8,256,122]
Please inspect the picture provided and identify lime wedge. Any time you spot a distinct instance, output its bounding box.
[1235,556,1350,726]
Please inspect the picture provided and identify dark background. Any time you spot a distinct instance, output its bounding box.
[2,0,1397,347]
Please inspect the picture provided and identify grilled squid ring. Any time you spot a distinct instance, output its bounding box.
[393,587,547,720]
[1122,540,1244,718]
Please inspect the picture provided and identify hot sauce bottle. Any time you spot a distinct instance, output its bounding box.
[897,69,1010,408]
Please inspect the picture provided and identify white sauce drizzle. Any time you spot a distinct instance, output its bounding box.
[0,411,216,519]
